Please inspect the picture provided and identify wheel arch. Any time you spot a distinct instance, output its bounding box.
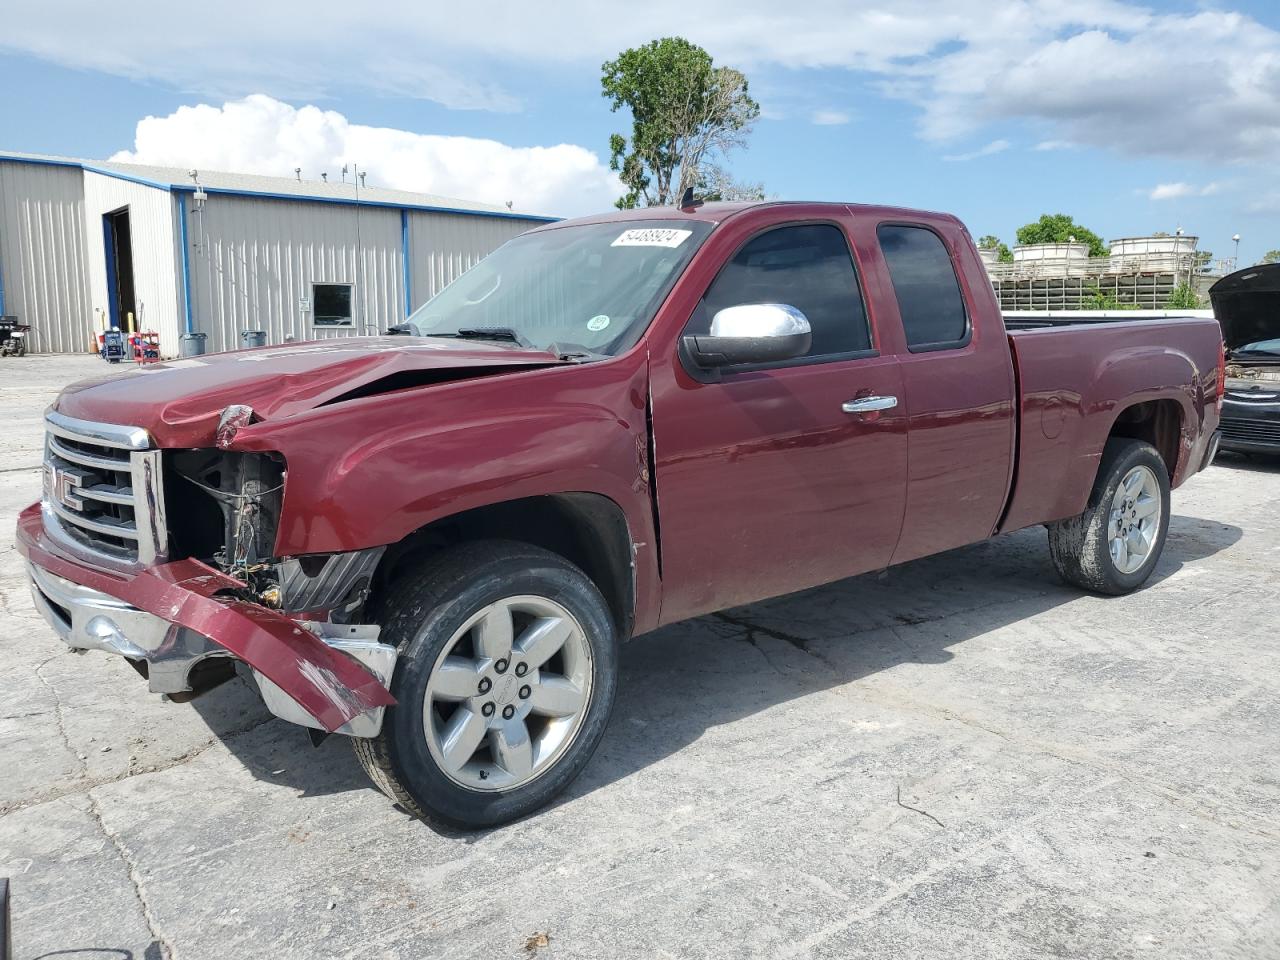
[369,493,637,640]
[1104,397,1184,483]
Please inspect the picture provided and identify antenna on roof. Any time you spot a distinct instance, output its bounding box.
[359,172,366,188]
[321,172,328,183]
[679,185,703,211]
[341,164,348,183]
[294,167,302,182]
[506,200,513,210]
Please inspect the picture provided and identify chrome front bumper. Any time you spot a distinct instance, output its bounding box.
[26,561,396,737]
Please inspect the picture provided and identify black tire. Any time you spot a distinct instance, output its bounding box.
[352,540,619,828]
[1047,438,1171,595]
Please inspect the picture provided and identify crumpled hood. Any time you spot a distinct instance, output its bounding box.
[54,337,562,447]
[1209,263,1280,355]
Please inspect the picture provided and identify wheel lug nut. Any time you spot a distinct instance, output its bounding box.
[519,685,531,699]
[495,658,509,674]
[514,662,528,677]
[477,677,492,694]
[502,705,515,720]
[482,702,495,717]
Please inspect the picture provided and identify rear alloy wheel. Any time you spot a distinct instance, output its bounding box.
[1048,438,1171,595]
[353,541,618,828]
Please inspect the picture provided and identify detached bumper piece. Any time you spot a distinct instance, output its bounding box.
[17,504,396,736]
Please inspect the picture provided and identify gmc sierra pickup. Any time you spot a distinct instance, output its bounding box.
[17,201,1224,827]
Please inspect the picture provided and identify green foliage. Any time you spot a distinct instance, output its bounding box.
[977,234,1013,263]
[1015,214,1108,258]
[1165,283,1202,309]
[1262,250,1280,264]
[602,37,760,209]
[1083,285,1139,310]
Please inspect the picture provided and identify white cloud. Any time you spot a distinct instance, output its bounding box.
[1147,181,1229,201]
[110,96,622,217]
[1033,140,1077,152]
[811,109,851,126]
[1149,182,1195,201]
[942,138,1010,162]
[3,2,1279,165]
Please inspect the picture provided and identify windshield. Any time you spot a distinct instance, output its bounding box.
[407,219,713,355]
[1233,337,1280,357]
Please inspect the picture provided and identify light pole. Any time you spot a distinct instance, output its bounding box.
[1232,234,1240,273]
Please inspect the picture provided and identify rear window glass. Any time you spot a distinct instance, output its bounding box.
[877,225,968,349]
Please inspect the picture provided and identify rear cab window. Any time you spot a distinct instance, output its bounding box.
[877,224,970,352]
[688,223,873,367]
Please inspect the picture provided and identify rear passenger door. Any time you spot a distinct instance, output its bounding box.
[653,219,908,624]
[875,222,1016,564]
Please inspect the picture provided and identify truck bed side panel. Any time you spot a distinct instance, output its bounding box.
[1000,318,1221,533]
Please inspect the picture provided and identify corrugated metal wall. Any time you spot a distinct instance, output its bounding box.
[83,172,184,357]
[188,194,404,353]
[407,211,532,311]
[0,161,92,353]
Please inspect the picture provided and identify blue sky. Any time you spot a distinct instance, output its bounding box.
[2,0,1277,264]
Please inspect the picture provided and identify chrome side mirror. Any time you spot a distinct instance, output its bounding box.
[683,303,812,368]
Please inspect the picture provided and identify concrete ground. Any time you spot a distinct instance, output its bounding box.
[1,354,1278,960]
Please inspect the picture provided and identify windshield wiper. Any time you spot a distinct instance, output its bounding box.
[546,341,609,363]
[446,327,533,347]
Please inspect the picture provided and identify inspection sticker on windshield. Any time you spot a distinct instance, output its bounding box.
[587,315,611,332]
[612,228,693,248]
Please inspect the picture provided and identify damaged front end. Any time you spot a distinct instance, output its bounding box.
[19,406,397,737]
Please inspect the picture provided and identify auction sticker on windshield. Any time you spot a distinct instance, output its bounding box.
[612,228,693,248]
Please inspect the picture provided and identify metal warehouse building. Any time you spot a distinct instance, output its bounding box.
[0,151,554,356]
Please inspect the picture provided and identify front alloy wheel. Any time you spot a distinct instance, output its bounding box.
[353,541,619,828]
[424,596,593,792]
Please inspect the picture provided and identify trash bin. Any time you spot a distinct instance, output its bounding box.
[240,330,267,349]
[179,332,207,357]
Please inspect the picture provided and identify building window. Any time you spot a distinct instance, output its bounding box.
[312,283,353,327]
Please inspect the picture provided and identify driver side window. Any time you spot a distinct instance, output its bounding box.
[690,223,872,361]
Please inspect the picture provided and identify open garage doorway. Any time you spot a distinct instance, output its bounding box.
[103,207,137,334]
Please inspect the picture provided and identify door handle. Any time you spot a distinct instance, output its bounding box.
[842,395,898,414]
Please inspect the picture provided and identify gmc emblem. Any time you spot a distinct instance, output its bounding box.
[44,463,84,511]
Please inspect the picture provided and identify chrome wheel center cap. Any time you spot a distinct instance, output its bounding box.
[492,673,518,706]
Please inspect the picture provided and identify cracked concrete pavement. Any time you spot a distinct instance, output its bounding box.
[2,354,1278,959]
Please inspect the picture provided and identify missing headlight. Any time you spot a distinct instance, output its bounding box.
[169,449,286,579]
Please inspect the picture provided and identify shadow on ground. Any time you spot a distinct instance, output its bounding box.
[186,514,1242,826]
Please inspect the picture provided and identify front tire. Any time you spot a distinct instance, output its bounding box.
[353,540,619,828]
[1047,438,1171,595]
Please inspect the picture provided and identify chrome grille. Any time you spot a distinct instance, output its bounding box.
[41,411,168,569]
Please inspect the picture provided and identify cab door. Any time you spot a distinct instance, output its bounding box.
[873,221,1017,564]
[651,219,909,624]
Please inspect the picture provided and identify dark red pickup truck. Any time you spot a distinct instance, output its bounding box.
[18,201,1223,826]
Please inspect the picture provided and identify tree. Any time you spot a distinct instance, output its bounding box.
[1165,283,1202,309]
[1262,250,1280,264]
[1015,214,1108,258]
[602,37,760,209]
[696,165,766,202]
[977,234,1013,263]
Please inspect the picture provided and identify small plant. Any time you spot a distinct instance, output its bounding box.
[1082,286,1139,310]
[1165,283,1202,309]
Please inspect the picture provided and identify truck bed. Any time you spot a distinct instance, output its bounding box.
[1000,316,1222,534]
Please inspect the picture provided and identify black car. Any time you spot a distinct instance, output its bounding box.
[1210,264,1280,454]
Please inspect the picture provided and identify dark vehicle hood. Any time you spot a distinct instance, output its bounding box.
[1209,263,1280,356]
[54,337,563,447]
